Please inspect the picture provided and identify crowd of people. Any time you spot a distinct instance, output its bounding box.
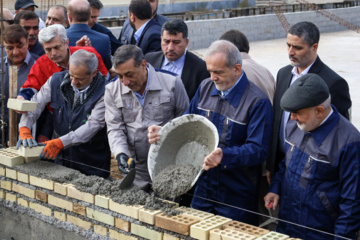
[1,0,359,239]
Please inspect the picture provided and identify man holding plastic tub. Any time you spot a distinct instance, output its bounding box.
[105,45,189,191]
[149,40,273,224]
[264,74,360,239]
[17,50,111,178]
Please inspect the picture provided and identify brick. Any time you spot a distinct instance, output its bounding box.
[67,215,92,230]
[109,200,143,219]
[6,192,17,202]
[210,228,256,240]
[73,202,86,216]
[48,194,73,211]
[0,190,4,199]
[115,218,130,232]
[24,156,39,163]
[190,216,232,240]
[54,182,68,196]
[7,98,37,111]
[176,206,214,221]
[18,145,44,158]
[109,229,135,240]
[67,185,94,204]
[223,221,269,237]
[17,172,29,183]
[87,207,114,226]
[254,231,289,240]
[54,211,67,222]
[29,202,52,217]
[1,179,12,191]
[163,199,179,208]
[95,195,109,209]
[94,225,108,236]
[163,233,180,240]
[35,190,48,203]
[30,176,54,190]
[0,166,5,176]
[12,183,35,198]
[5,168,17,180]
[0,148,24,167]
[131,223,163,240]
[156,213,199,235]
[139,208,163,225]
[17,197,29,207]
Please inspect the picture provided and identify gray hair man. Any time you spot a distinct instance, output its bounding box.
[266,21,352,185]
[148,40,273,224]
[45,5,69,28]
[18,49,111,178]
[145,18,209,100]
[264,73,360,239]
[105,44,189,191]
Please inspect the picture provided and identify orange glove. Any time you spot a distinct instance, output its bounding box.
[39,138,64,161]
[16,127,38,149]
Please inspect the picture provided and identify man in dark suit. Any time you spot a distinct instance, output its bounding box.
[119,0,167,45]
[145,19,209,100]
[266,21,351,184]
[127,0,161,55]
[66,0,112,70]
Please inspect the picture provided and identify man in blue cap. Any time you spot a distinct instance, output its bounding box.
[264,73,360,239]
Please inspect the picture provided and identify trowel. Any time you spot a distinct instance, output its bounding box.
[119,168,136,189]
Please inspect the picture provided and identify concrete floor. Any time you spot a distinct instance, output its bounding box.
[194,30,360,130]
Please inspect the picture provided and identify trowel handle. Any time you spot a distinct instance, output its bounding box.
[127,158,135,169]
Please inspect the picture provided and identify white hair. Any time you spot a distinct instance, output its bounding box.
[39,24,67,44]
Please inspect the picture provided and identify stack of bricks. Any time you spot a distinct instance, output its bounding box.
[0,155,300,240]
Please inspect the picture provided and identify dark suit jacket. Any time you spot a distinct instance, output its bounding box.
[266,56,351,178]
[136,19,161,55]
[92,23,122,55]
[145,50,209,100]
[66,24,112,70]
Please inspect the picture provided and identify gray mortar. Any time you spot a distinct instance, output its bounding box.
[152,164,200,199]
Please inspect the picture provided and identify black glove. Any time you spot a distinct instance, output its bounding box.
[116,153,135,174]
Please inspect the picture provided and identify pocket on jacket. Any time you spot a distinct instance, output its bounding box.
[151,95,173,121]
[118,99,135,123]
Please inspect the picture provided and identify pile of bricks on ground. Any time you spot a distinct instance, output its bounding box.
[0,146,301,240]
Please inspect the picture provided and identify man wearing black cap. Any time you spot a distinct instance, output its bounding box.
[264,74,360,240]
[14,0,45,30]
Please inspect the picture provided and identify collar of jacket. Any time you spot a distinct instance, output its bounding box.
[210,71,249,108]
[121,63,163,95]
[307,105,339,146]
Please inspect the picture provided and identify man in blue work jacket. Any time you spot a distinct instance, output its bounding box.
[149,40,273,225]
[264,74,360,239]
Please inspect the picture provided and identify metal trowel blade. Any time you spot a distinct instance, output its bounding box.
[119,168,136,189]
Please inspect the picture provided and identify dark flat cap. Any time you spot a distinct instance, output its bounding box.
[280,73,329,112]
[15,0,38,10]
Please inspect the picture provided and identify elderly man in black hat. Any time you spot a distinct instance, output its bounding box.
[14,0,45,30]
[264,74,360,239]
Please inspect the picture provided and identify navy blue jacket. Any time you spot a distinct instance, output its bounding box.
[50,71,111,178]
[270,107,360,240]
[136,18,161,55]
[66,24,112,70]
[29,40,44,57]
[92,23,122,55]
[187,73,273,224]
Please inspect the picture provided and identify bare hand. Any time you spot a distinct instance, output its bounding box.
[148,125,161,144]
[266,170,271,185]
[203,148,222,170]
[15,96,26,114]
[264,192,279,211]
[76,35,91,47]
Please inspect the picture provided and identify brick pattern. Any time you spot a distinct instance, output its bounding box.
[176,206,214,221]
[73,202,86,216]
[67,185,94,204]
[223,221,269,237]
[255,231,290,240]
[190,215,232,240]
[5,168,17,180]
[0,148,24,167]
[210,228,256,240]
[12,183,35,198]
[35,190,48,203]
[139,208,163,225]
[156,213,199,235]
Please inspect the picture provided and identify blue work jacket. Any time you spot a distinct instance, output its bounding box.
[187,73,273,224]
[270,107,360,239]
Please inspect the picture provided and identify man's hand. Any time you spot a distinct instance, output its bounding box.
[39,138,64,161]
[15,96,26,114]
[264,192,279,211]
[76,35,91,47]
[266,170,271,185]
[116,153,135,174]
[203,148,223,170]
[16,126,38,149]
[148,125,162,144]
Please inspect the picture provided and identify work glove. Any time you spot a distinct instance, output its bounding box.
[16,126,38,149]
[39,138,64,161]
[116,153,135,174]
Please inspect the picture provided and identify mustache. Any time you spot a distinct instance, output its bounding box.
[28,35,37,40]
